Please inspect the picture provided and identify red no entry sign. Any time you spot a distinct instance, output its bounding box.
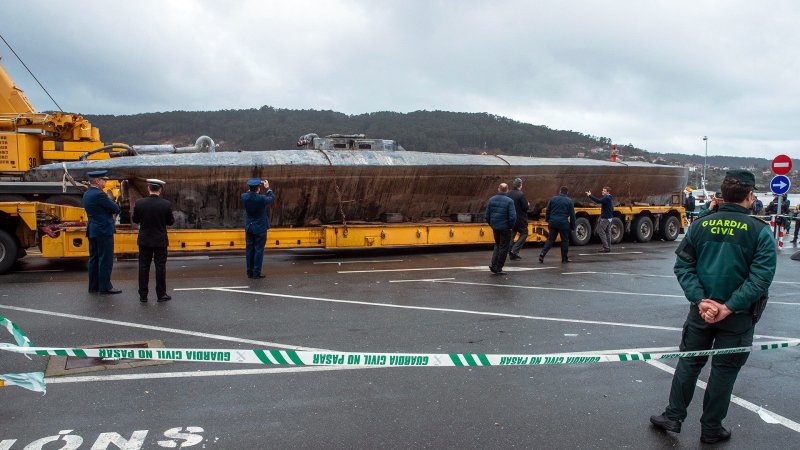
[772,154,792,175]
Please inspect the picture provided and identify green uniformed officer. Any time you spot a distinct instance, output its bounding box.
[650,169,776,444]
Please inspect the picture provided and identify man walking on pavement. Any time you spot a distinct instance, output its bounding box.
[649,170,776,444]
[241,178,275,279]
[485,182,516,275]
[132,179,174,302]
[83,170,121,295]
[539,186,576,264]
[586,186,614,252]
[507,178,529,260]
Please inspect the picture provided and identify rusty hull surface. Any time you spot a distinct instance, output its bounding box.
[29,150,689,229]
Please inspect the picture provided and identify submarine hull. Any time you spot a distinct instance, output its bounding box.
[29,150,689,229]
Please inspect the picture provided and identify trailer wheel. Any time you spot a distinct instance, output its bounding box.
[45,194,83,207]
[571,217,592,246]
[0,229,18,274]
[0,195,27,203]
[632,216,654,242]
[610,217,624,244]
[660,215,680,241]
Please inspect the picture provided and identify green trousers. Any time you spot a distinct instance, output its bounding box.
[665,306,754,432]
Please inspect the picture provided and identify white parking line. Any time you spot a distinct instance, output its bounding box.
[174,286,251,291]
[390,278,456,283]
[576,251,644,256]
[45,365,375,385]
[338,266,556,274]
[647,360,800,433]
[0,304,328,352]
[314,260,404,265]
[561,271,673,278]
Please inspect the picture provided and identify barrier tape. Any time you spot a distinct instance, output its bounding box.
[1,315,798,394]
[2,341,799,368]
[0,316,45,393]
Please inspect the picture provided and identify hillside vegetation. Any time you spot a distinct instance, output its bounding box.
[87,108,775,189]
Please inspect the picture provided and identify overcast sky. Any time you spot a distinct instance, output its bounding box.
[2,1,798,159]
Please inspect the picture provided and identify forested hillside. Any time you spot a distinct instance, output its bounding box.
[87,108,770,169]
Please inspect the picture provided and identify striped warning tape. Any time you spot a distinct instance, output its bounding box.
[1,315,798,393]
[0,316,46,393]
[2,340,799,367]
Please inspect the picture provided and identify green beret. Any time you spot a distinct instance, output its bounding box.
[724,169,755,187]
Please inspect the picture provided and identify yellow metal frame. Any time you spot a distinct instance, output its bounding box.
[2,202,686,261]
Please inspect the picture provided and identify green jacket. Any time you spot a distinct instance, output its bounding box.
[674,203,776,313]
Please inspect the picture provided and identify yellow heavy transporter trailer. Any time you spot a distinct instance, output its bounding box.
[0,201,686,274]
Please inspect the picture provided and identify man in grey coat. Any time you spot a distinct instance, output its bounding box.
[485,183,516,275]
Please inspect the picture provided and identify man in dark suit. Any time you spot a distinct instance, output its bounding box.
[132,179,174,302]
[241,178,275,279]
[506,178,529,260]
[485,182,516,275]
[539,186,577,264]
[83,170,121,295]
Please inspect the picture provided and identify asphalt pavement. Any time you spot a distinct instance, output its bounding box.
[1,238,798,449]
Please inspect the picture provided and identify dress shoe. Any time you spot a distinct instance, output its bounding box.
[494,270,507,275]
[597,248,611,253]
[649,413,681,433]
[488,265,497,273]
[508,253,521,260]
[250,274,266,279]
[538,255,545,264]
[157,295,172,302]
[139,297,148,303]
[561,258,571,263]
[700,427,731,444]
[99,289,122,295]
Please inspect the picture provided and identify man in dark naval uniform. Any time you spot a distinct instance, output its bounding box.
[539,186,576,264]
[83,170,121,295]
[132,179,174,302]
[241,178,275,279]
[650,170,776,444]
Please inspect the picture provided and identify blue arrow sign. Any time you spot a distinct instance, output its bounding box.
[771,175,791,195]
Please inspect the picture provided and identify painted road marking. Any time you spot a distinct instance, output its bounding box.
[202,289,795,339]
[338,266,556,274]
[390,278,457,283]
[647,360,800,433]
[576,251,644,256]
[174,286,251,291]
[561,271,673,278]
[314,259,404,265]
[0,304,329,352]
[45,365,374,384]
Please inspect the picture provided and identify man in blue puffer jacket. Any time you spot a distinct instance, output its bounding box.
[485,183,516,275]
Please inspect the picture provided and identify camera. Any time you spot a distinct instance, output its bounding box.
[714,192,723,199]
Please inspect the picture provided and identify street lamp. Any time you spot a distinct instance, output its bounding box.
[702,136,708,190]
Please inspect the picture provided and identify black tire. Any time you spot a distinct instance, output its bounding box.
[661,215,681,241]
[0,229,19,274]
[632,216,654,242]
[0,194,27,203]
[571,217,592,246]
[610,217,624,244]
[45,194,83,207]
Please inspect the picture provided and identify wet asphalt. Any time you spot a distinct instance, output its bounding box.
[0,238,798,449]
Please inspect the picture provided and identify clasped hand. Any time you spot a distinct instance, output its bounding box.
[698,299,731,323]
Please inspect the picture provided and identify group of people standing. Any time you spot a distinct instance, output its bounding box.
[484,179,614,274]
[82,173,275,301]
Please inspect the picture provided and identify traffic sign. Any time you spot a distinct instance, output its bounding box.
[772,154,792,175]
[770,175,791,195]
